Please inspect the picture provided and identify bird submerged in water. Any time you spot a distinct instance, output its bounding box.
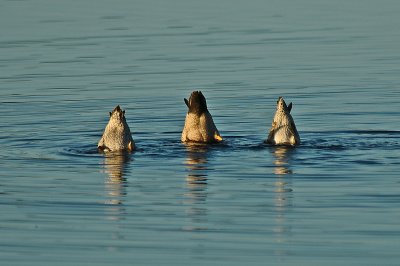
[181,91,223,143]
[98,105,135,152]
[266,97,300,146]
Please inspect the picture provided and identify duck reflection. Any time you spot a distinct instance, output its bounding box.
[270,146,294,258]
[183,143,209,230]
[101,151,131,220]
[272,146,294,214]
[273,146,293,176]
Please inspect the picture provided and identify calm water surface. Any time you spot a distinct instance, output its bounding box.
[1,0,400,265]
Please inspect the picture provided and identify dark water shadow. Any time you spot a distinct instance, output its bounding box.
[301,130,400,151]
[61,128,400,163]
[61,144,100,157]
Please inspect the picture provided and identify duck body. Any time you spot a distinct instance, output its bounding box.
[181,91,222,143]
[266,97,300,146]
[98,105,135,152]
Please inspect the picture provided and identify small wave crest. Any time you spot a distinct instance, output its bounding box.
[60,145,100,157]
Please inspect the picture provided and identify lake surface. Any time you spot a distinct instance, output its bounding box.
[1,0,400,265]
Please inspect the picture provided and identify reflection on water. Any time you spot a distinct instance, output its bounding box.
[273,146,293,176]
[101,151,131,220]
[183,144,209,231]
[271,146,294,258]
[271,146,294,223]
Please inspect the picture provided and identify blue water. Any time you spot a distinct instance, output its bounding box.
[1,0,400,265]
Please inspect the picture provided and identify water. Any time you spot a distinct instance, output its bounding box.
[1,0,400,265]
